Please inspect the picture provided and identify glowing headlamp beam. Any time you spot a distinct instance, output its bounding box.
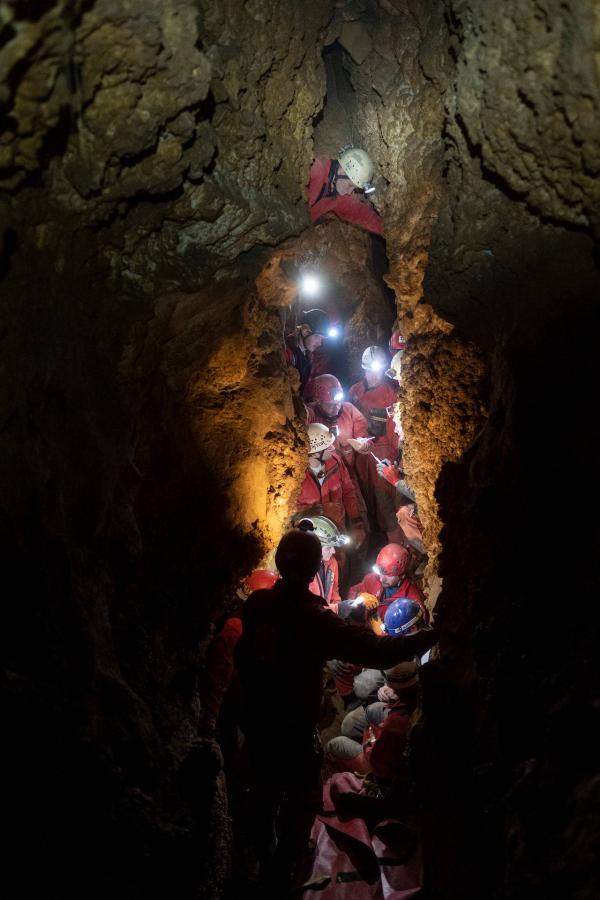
[327,326,340,338]
[300,273,321,297]
[333,391,344,402]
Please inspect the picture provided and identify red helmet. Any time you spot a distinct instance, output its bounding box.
[374,543,409,578]
[239,569,278,597]
[389,329,406,353]
[313,374,344,405]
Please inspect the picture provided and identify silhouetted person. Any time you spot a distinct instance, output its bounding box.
[235,529,437,895]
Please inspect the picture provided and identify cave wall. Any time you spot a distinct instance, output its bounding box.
[1,1,335,896]
[2,0,599,897]
[318,0,488,587]
[423,1,600,897]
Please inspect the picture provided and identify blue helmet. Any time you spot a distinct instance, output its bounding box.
[383,598,424,635]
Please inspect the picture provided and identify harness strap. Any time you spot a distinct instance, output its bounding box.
[316,159,340,202]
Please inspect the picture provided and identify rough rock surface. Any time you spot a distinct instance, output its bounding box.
[2,0,600,898]
[1,1,333,896]
[424,2,600,897]
[316,0,487,583]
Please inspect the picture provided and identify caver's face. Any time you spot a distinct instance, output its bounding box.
[322,545,335,561]
[304,332,323,351]
[365,369,383,388]
[335,167,355,196]
[380,572,400,587]
[320,400,341,417]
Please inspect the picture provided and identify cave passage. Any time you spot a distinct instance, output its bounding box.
[206,220,431,897]
[2,1,599,899]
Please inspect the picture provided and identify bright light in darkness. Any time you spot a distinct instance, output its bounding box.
[370,360,384,372]
[328,326,340,338]
[300,272,321,297]
[333,390,344,402]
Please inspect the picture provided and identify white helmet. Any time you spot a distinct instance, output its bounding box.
[338,146,375,191]
[386,351,403,381]
[307,422,335,455]
[361,345,388,373]
[296,515,350,548]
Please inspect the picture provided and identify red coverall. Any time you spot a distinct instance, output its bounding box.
[397,502,424,546]
[309,556,341,613]
[331,575,427,698]
[199,616,243,733]
[348,572,426,621]
[350,378,401,539]
[308,159,383,236]
[296,450,364,532]
[306,400,369,471]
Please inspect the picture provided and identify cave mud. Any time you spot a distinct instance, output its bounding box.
[2,1,600,898]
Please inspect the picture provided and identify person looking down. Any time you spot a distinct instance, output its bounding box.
[308,146,383,237]
[296,422,367,547]
[306,373,372,471]
[284,308,332,394]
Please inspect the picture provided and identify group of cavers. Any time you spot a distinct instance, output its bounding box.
[200,148,438,897]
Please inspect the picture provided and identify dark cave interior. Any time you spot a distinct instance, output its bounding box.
[1,1,599,898]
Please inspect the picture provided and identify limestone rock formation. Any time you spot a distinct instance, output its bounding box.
[1,0,599,898]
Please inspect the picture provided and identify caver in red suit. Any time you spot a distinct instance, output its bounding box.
[199,570,279,737]
[308,159,383,236]
[348,542,427,622]
[349,572,426,621]
[306,400,369,472]
[297,450,364,533]
[330,545,426,700]
[309,555,341,614]
[350,376,401,538]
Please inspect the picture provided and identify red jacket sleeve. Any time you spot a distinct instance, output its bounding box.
[348,572,381,600]
[336,453,363,524]
[349,402,369,439]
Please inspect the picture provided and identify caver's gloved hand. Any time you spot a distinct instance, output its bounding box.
[376,457,401,487]
[360,592,379,613]
[338,591,377,622]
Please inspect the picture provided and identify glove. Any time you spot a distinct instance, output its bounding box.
[376,458,400,487]
[368,616,385,636]
[359,592,379,613]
